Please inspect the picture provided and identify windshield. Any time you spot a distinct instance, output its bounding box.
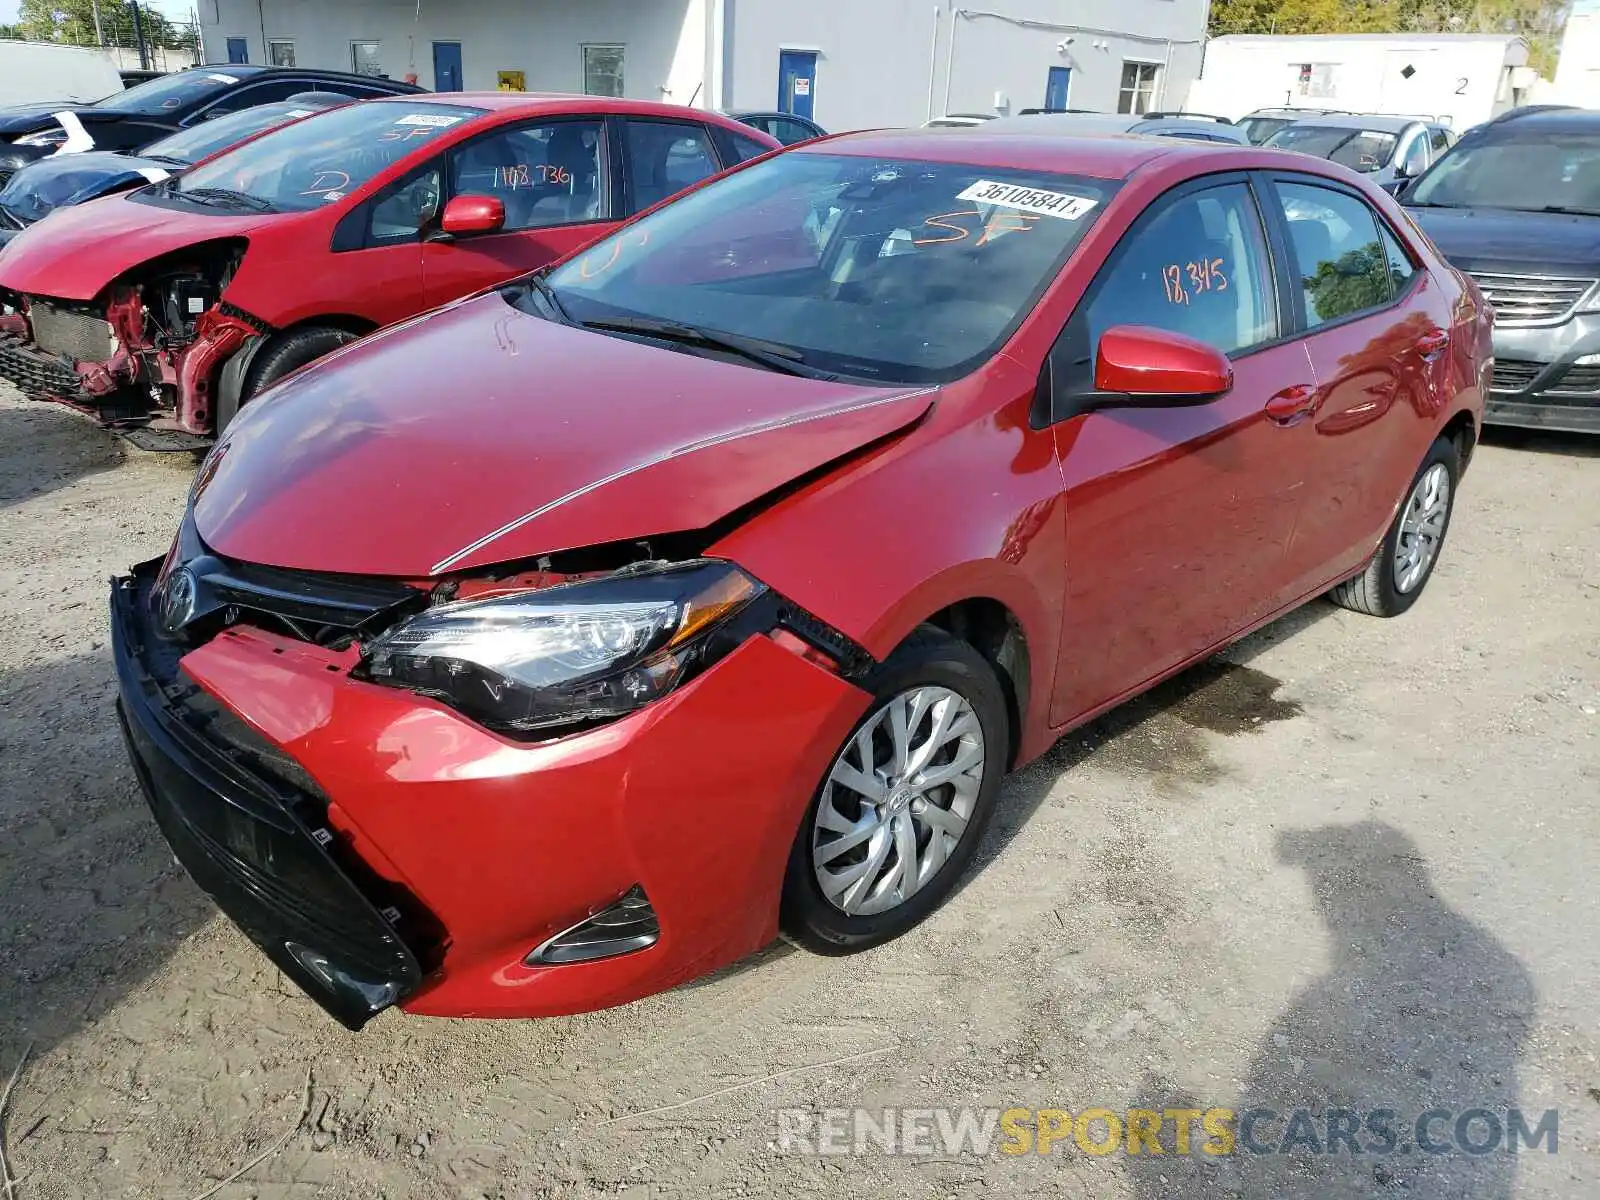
[1240,116,1291,145]
[1409,135,1600,213]
[541,152,1115,384]
[1266,126,1399,172]
[143,101,327,165]
[97,69,245,115]
[177,101,482,213]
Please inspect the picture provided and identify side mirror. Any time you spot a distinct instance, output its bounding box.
[439,194,506,238]
[1093,325,1233,404]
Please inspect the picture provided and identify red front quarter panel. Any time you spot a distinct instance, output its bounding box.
[711,356,1068,766]
[178,627,868,1018]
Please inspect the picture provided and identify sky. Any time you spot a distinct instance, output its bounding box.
[2,1,197,24]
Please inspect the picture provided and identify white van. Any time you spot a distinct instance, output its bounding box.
[0,41,124,109]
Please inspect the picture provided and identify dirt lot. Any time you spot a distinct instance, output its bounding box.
[0,383,1596,1199]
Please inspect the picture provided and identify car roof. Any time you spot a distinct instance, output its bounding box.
[987,112,1248,143]
[798,127,1389,186]
[798,127,1186,179]
[989,112,1142,135]
[1475,106,1600,136]
[1277,114,1425,133]
[362,91,743,119]
[727,110,814,122]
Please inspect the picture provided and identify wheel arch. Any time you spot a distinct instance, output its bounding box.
[859,563,1056,770]
[1441,407,1478,474]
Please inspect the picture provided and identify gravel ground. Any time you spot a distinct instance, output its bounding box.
[0,383,1595,1199]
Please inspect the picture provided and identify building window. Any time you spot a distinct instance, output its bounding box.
[1117,61,1160,115]
[351,41,383,77]
[582,44,625,97]
[1296,62,1337,99]
[267,40,295,68]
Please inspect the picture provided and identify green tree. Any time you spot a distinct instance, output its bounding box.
[1207,0,1561,74]
[16,1,196,51]
[1303,241,1394,324]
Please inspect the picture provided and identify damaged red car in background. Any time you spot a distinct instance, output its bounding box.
[114,131,1488,1029]
[0,93,776,447]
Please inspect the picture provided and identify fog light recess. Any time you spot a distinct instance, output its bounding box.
[526,885,660,965]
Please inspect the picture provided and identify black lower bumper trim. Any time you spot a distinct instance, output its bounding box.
[111,561,431,1029]
[1485,397,1600,436]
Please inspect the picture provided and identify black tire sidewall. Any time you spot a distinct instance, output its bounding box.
[235,327,358,419]
[1373,437,1460,615]
[780,632,1009,955]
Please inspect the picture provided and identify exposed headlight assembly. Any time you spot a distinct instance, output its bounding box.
[360,560,766,734]
[14,129,67,148]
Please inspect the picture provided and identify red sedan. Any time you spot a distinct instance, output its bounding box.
[112,130,1489,1028]
[0,94,777,442]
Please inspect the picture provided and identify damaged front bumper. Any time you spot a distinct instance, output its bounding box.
[111,552,874,1024]
[112,561,435,1028]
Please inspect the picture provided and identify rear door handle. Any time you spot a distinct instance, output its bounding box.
[1265,384,1317,425]
[1416,329,1450,360]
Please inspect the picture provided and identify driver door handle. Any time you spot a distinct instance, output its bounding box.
[1415,329,1450,361]
[1265,384,1317,425]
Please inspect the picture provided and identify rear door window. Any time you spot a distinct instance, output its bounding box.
[623,120,722,213]
[1274,180,1396,328]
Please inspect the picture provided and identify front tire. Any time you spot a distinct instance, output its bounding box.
[220,325,360,432]
[1329,436,1459,617]
[780,627,1009,955]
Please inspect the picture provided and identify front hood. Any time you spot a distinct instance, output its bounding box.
[194,294,935,577]
[0,151,169,225]
[0,103,123,134]
[1407,205,1600,275]
[0,191,270,300]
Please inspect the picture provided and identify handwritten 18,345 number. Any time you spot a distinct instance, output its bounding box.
[1161,257,1228,306]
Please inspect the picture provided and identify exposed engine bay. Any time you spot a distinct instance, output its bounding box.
[0,238,252,441]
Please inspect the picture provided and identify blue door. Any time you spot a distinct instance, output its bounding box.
[225,37,249,64]
[433,42,463,91]
[1045,66,1071,111]
[777,50,817,122]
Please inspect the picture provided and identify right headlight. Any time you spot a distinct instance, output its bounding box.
[359,560,765,735]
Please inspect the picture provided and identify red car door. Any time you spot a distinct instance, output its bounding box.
[423,116,620,306]
[1264,175,1452,598]
[1046,178,1318,727]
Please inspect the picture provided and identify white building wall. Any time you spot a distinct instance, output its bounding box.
[199,0,1208,131]
[198,0,706,102]
[1554,0,1600,105]
[721,0,1206,129]
[1189,35,1529,131]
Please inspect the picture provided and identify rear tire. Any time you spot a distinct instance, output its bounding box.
[780,627,1008,955]
[221,325,360,431]
[1329,436,1459,617]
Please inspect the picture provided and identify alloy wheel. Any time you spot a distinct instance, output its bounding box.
[1393,462,1451,594]
[811,686,986,917]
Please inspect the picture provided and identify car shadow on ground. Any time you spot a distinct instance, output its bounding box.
[965,596,1340,890]
[0,402,126,511]
[1123,820,1538,1198]
[0,650,212,1069]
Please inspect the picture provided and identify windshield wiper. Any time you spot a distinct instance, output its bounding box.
[518,274,574,324]
[144,153,190,168]
[180,186,275,213]
[577,315,838,379]
[1537,204,1600,217]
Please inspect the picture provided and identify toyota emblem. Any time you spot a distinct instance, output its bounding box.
[157,567,198,638]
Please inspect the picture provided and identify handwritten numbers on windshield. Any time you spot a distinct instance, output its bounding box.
[1162,257,1229,306]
